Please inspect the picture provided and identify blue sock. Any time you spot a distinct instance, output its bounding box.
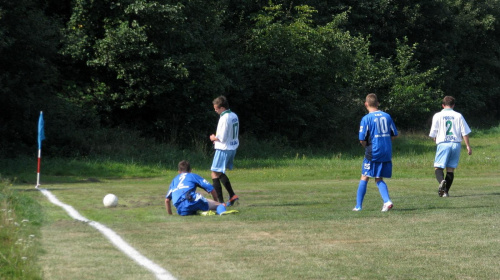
[356,180,368,209]
[377,180,391,203]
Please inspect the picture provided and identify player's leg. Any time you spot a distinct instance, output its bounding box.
[211,171,224,203]
[434,168,445,183]
[375,178,391,203]
[211,150,226,203]
[354,158,372,211]
[219,173,238,205]
[218,150,238,204]
[445,170,455,191]
[443,143,460,196]
[375,162,393,212]
[434,143,451,197]
[434,167,447,197]
[354,176,369,211]
[206,198,222,210]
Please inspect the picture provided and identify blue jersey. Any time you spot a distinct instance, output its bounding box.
[359,110,398,162]
[166,173,214,208]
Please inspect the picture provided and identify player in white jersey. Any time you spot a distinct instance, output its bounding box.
[429,96,472,197]
[209,96,240,206]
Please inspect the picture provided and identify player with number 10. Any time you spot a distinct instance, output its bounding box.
[353,93,398,212]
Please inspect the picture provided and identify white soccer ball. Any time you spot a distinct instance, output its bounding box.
[103,193,118,208]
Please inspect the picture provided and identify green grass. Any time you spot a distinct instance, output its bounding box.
[2,125,499,279]
[0,179,43,279]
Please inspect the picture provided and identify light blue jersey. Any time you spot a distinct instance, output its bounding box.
[359,111,398,162]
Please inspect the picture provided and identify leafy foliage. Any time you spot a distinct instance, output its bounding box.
[0,0,498,157]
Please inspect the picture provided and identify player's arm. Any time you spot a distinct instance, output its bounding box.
[198,181,218,202]
[209,134,218,142]
[359,140,367,148]
[215,117,230,143]
[463,134,472,155]
[165,198,173,215]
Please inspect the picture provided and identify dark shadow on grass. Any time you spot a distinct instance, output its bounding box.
[245,201,332,207]
[393,205,493,212]
[450,192,500,197]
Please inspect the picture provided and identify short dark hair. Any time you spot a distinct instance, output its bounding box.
[213,96,229,109]
[365,93,379,107]
[178,160,191,173]
[442,96,455,107]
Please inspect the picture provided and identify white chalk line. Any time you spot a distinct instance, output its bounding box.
[39,188,176,280]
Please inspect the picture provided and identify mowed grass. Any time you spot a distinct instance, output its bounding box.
[9,128,500,280]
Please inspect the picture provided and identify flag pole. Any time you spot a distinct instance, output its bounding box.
[36,111,45,188]
[36,149,42,188]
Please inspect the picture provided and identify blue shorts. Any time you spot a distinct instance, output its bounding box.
[176,193,209,216]
[211,149,236,173]
[361,158,392,178]
[434,142,461,169]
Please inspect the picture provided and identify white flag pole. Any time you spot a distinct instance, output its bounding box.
[36,149,42,188]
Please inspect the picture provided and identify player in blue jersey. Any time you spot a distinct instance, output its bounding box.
[429,96,472,197]
[353,93,398,212]
[209,96,240,206]
[165,160,225,216]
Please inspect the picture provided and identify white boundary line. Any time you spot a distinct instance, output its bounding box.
[39,188,176,280]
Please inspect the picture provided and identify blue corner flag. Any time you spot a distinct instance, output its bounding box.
[38,111,45,150]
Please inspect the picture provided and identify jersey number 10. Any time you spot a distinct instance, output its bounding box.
[233,123,239,139]
[374,117,388,134]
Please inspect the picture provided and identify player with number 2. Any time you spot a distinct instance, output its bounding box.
[429,96,471,197]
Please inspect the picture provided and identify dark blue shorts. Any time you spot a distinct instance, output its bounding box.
[361,158,392,178]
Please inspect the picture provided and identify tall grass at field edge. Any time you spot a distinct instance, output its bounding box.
[0,178,43,279]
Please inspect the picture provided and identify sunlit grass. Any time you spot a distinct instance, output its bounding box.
[1,124,499,279]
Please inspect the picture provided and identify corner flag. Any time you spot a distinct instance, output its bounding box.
[36,111,45,188]
[38,112,45,149]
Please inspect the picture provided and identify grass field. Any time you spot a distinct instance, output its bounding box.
[2,127,500,279]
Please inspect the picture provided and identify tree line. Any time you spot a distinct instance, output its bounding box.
[1,0,499,157]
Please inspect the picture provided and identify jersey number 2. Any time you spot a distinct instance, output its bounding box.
[445,120,453,135]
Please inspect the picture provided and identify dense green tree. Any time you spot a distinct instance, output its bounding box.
[60,0,238,145]
[1,0,498,157]
[320,0,500,125]
[0,0,60,156]
[240,4,365,144]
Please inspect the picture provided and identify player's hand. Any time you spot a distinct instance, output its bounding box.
[467,147,472,155]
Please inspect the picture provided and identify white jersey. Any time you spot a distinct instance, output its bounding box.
[429,108,471,144]
[214,110,239,150]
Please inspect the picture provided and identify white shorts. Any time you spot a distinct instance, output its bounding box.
[211,149,236,173]
[434,142,461,169]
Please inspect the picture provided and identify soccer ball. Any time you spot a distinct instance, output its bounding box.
[103,193,118,208]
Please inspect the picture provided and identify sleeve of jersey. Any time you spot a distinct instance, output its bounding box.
[390,119,398,136]
[166,181,174,199]
[359,118,368,141]
[429,115,439,138]
[460,116,472,136]
[195,174,214,192]
[216,117,229,143]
